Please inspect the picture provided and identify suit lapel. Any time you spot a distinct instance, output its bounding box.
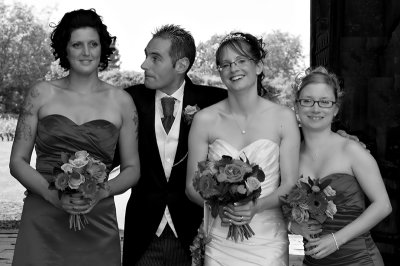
[171,78,197,172]
[140,90,168,185]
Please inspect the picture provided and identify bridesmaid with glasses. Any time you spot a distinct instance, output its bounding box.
[292,66,391,266]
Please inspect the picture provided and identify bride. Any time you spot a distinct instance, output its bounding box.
[185,32,300,265]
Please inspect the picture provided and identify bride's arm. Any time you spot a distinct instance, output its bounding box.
[185,110,211,206]
[9,82,61,208]
[256,107,300,211]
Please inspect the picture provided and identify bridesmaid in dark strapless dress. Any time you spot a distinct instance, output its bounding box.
[9,9,140,266]
[12,115,121,266]
[292,66,391,266]
[303,173,384,266]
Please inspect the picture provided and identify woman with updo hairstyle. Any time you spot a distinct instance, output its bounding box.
[215,32,267,97]
[10,9,140,266]
[290,66,391,266]
[186,32,300,265]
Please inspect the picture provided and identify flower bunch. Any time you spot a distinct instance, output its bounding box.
[192,155,265,242]
[49,150,108,230]
[190,220,211,266]
[280,175,337,226]
[182,104,200,125]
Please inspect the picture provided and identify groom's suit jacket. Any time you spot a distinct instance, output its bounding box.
[121,76,227,265]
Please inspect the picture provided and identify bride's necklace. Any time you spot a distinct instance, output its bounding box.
[231,112,247,134]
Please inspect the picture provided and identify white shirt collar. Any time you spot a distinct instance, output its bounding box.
[155,80,185,103]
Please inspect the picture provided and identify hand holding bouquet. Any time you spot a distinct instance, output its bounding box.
[192,155,265,242]
[49,150,108,230]
[280,175,337,242]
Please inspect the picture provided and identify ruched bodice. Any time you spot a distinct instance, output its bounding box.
[205,139,288,266]
[35,114,119,182]
[12,114,121,266]
[304,173,384,266]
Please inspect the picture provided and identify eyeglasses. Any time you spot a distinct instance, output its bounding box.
[217,57,254,72]
[296,99,336,108]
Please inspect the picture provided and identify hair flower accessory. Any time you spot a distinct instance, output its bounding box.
[183,104,200,125]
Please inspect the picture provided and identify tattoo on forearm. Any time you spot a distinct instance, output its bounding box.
[14,87,39,141]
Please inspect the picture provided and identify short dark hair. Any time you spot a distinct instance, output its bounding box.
[152,24,196,73]
[50,9,116,71]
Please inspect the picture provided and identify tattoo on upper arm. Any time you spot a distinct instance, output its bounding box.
[132,110,139,140]
[14,87,39,141]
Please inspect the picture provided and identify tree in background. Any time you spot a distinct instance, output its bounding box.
[108,47,121,70]
[0,1,53,113]
[262,30,304,80]
[191,34,224,76]
[99,69,143,89]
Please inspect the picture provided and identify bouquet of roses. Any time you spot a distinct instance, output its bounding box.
[192,155,265,242]
[280,175,337,236]
[49,150,108,231]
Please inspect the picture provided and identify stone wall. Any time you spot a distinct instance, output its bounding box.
[311,0,400,263]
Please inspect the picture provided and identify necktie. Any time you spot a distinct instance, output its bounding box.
[161,97,175,134]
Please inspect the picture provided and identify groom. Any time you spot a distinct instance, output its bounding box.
[118,25,227,265]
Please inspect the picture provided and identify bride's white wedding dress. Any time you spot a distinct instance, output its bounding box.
[204,139,288,266]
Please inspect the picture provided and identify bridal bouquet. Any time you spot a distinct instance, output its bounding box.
[280,175,337,233]
[49,150,108,231]
[192,155,265,242]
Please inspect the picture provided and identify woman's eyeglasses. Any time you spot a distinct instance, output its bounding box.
[217,57,254,72]
[296,99,336,108]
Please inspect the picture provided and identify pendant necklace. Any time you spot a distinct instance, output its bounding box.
[230,110,247,134]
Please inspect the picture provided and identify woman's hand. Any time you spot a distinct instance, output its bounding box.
[60,193,92,215]
[304,233,339,259]
[60,183,111,215]
[221,201,258,226]
[291,219,322,241]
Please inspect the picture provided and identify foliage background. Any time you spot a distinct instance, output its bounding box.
[0,0,305,117]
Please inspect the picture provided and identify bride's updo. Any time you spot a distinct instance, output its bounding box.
[216,32,267,96]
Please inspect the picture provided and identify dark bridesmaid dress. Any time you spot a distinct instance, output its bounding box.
[12,114,121,266]
[304,173,384,266]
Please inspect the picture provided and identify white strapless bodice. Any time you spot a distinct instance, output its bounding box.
[204,139,288,266]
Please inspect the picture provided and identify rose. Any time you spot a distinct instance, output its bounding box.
[325,200,337,219]
[183,104,200,124]
[86,161,107,183]
[323,185,336,197]
[54,172,69,190]
[198,175,220,198]
[61,163,74,174]
[232,160,253,174]
[79,177,98,199]
[236,184,247,194]
[74,150,89,159]
[206,161,219,175]
[287,188,307,205]
[68,171,86,189]
[221,164,245,183]
[245,177,261,193]
[69,157,89,169]
[292,206,309,223]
